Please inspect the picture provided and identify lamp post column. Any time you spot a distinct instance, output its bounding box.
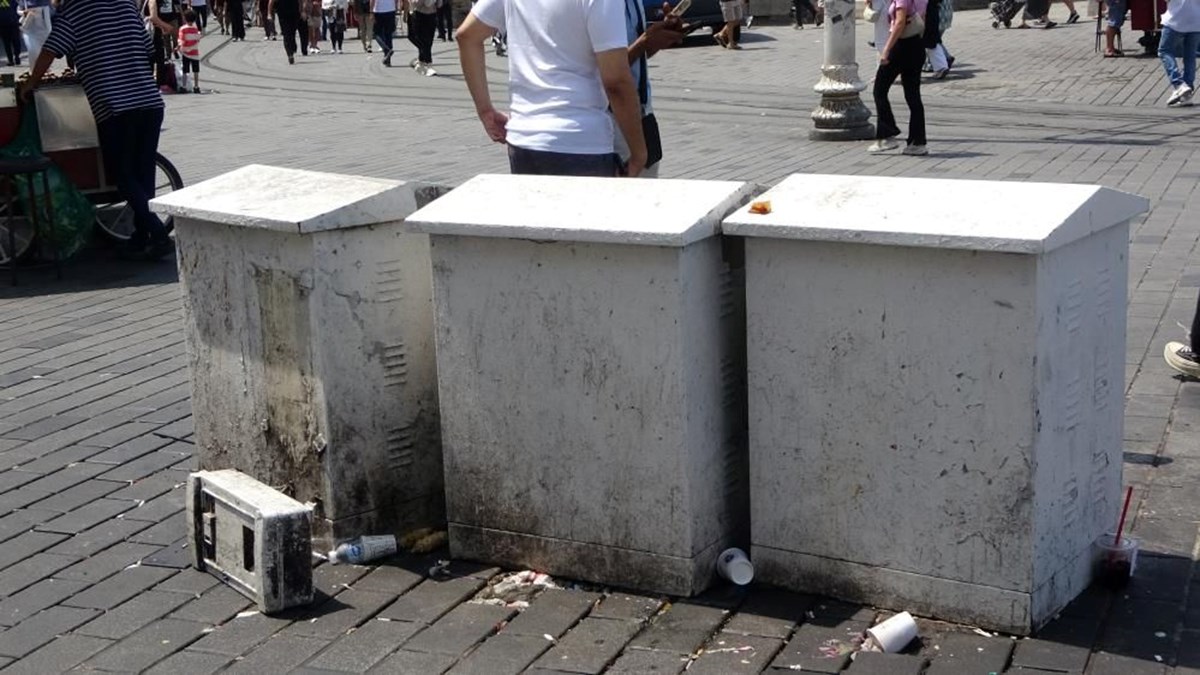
[809,0,875,141]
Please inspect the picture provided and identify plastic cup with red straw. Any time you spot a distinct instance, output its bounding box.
[1095,486,1137,588]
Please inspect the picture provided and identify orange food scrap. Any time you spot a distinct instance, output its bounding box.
[749,200,772,215]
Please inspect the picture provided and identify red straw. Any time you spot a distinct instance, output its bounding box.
[1114,486,1134,545]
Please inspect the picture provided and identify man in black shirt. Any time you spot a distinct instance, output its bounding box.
[271,0,308,62]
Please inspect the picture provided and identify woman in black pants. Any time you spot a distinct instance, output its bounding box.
[229,0,246,39]
[869,0,927,156]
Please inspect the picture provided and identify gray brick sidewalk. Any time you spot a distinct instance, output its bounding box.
[1,10,1199,674]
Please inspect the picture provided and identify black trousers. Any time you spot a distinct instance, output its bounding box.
[194,5,209,31]
[1192,292,1200,353]
[0,22,20,64]
[96,107,168,244]
[435,0,452,37]
[373,11,395,53]
[260,0,276,36]
[229,0,245,38]
[792,0,817,24]
[508,146,619,177]
[407,11,435,62]
[873,35,926,146]
[279,12,307,55]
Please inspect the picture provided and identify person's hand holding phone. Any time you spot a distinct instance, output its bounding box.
[644,1,686,53]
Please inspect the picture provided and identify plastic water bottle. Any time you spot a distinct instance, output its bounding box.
[327,534,397,565]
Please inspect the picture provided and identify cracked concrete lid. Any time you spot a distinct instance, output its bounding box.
[722,174,1150,254]
[405,174,758,247]
[151,164,446,234]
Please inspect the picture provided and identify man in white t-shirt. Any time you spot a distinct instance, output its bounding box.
[456,0,647,177]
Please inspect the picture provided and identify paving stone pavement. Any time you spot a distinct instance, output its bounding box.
[2,8,1200,674]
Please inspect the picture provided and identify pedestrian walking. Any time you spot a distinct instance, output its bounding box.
[21,0,171,260]
[259,0,276,38]
[325,0,346,52]
[189,0,209,31]
[615,0,684,177]
[407,0,436,73]
[793,0,820,27]
[19,0,51,63]
[456,0,647,177]
[354,0,371,50]
[1157,0,1200,105]
[178,9,202,92]
[435,0,451,39]
[924,0,953,79]
[714,0,743,48]
[228,0,245,39]
[869,0,928,155]
[1165,297,1200,378]
[271,0,307,62]
[0,0,21,66]
[212,0,226,33]
[307,0,321,50]
[371,0,396,64]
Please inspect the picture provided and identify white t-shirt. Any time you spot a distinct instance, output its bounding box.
[472,0,629,155]
[1164,0,1200,32]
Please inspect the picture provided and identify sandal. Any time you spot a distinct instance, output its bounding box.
[1104,49,1123,57]
[714,33,728,48]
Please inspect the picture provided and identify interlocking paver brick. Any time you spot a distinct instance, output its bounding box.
[45,511,157,554]
[142,648,233,675]
[155,568,221,595]
[34,497,131,534]
[1088,651,1169,675]
[606,647,689,674]
[121,487,185,523]
[84,617,209,672]
[402,602,515,657]
[63,564,176,610]
[628,602,729,655]
[170,583,253,624]
[0,634,112,675]
[352,564,424,596]
[0,488,51,516]
[54,541,162,583]
[220,634,330,675]
[76,590,194,640]
[97,448,189,483]
[1011,637,1092,673]
[770,620,871,674]
[504,588,600,639]
[142,537,192,569]
[531,618,642,675]
[104,470,180,503]
[283,588,398,639]
[85,433,174,466]
[79,421,163,449]
[0,605,100,658]
[0,577,89,627]
[0,552,78,596]
[0,531,67,569]
[590,593,664,623]
[10,461,107,495]
[304,619,422,672]
[187,611,291,656]
[687,633,783,674]
[923,631,1014,675]
[722,588,813,639]
[128,511,187,545]
[0,508,58,544]
[844,651,927,675]
[446,632,555,675]
[378,575,488,625]
[6,444,105,474]
[26,478,122,513]
[366,648,457,675]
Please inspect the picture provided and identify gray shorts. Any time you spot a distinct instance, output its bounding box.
[720,0,745,21]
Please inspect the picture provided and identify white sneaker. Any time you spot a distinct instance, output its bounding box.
[1165,341,1200,378]
[423,64,437,76]
[902,144,929,156]
[867,138,899,153]
[1181,88,1195,106]
[414,62,427,76]
[410,57,420,68]
[1168,84,1193,106]
[311,47,321,54]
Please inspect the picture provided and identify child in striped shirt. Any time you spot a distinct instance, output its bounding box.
[178,9,202,93]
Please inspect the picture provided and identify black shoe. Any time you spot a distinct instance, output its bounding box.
[383,49,393,66]
[146,238,175,261]
[193,86,201,93]
[288,53,295,63]
[947,55,955,69]
[1067,11,1080,22]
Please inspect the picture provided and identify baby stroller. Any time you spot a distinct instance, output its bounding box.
[989,0,1025,27]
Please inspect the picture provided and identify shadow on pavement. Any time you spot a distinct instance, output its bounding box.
[0,246,179,300]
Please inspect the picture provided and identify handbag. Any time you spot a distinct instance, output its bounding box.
[899,9,925,37]
[863,0,880,22]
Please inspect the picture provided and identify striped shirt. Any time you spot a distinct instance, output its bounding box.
[43,0,163,123]
[178,24,200,58]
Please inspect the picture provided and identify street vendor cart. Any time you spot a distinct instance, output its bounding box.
[0,77,184,266]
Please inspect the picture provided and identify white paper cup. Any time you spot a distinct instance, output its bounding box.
[716,548,754,586]
[866,611,918,653]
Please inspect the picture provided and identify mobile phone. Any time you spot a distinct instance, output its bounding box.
[668,0,691,17]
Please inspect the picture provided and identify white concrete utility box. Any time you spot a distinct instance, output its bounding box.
[406,174,757,596]
[152,165,448,549]
[723,174,1148,634]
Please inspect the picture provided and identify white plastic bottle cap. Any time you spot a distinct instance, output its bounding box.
[327,549,340,564]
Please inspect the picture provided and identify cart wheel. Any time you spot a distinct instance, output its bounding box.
[0,206,35,267]
[94,153,184,241]
[992,20,1000,27]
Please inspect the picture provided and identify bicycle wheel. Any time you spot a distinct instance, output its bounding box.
[94,153,185,241]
